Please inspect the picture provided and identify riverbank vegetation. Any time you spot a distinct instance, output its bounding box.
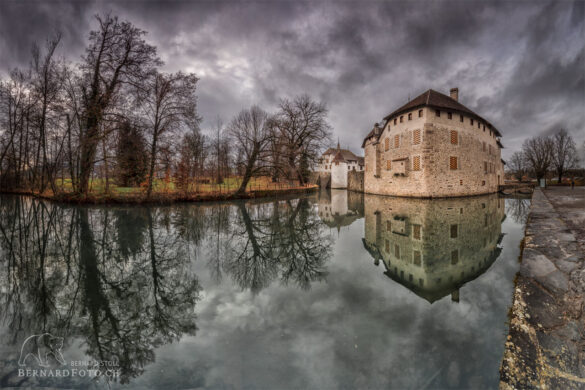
[0,14,330,202]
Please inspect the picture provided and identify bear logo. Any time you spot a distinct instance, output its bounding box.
[18,333,66,367]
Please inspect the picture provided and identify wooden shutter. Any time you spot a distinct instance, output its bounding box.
[385,138,389,151]
[450,130,458,145]
[394,135,399,148]
[450,156,458,170]
[413,156,421,171]
[413,129,421,145]
[386,159,391,170]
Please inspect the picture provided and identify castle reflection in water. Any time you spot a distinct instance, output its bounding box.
[318,189,506,303]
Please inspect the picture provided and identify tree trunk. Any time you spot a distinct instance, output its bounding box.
[147,131,158,198]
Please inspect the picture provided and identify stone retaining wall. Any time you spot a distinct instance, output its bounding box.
[348,170,364,192]
[500,188,585,389]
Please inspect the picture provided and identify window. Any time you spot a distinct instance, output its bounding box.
[460,179,463,185]
[385,137,389,151]
[450,130,458,145]
[408,113,412,120]
[435,109,440,117]
[450,224,458,238]
[483,124,485,131]
[413,251,421,266]
[482,180,486,186]
[450,156,458,170]
[483,142,486,152]
[400,116,403,123]
[447,112,452,119]
[394,135,400,148]
[413,129,421,145]
[470,118,474,126]
[394,244,400,259]
[451,250,459,265]
[413,155,421,171]
[385,239,389,253]
[386,159,391,170]
[386,220,391,231]
[489,145,492,155]
[413,224,421,240]
[394,118,397,125]
[478,121,480,129]
[484,161,488,173]
[460,114,464,122]
[418,109,423,118]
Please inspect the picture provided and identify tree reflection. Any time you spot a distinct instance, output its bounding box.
[506,197,531,225]
[0,194,332,387]
[223,198,333,294]
[0,197,200,386]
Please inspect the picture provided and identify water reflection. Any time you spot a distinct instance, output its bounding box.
[0,193,529,389]
[0,195,333,387]
[0,197,200,387]
[361,194,506,303]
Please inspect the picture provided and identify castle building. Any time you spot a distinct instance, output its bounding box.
[317,143,364,189]
[362,88,505,197]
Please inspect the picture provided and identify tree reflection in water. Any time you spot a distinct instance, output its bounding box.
[0,194,333,387]
[0,197,199,387]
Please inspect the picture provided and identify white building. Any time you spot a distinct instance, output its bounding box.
[317,143,364,189]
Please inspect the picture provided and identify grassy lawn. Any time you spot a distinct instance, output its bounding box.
[53,176,308,197]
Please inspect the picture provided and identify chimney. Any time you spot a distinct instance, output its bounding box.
[450,87,459,101]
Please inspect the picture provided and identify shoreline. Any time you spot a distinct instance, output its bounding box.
[500,187,585,389]
[0,186,319,205]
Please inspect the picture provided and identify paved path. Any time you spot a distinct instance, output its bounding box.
[500,187,585,390]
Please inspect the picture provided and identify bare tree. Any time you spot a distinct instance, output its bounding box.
[228,106,274,195]
[78,14,160,196]
[136,71,200,198]
[30,32,65,193]
[275,95,331,185]
[522,135,554,183]
[507,151,527,181]
[551,129,578,184]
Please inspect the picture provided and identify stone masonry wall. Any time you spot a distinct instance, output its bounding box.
[364,107,504,197]
[348,170,364,192]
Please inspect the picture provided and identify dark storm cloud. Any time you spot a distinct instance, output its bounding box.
[0,0,583,160]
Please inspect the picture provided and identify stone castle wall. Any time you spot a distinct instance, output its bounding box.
[364,107,505,197]
[348,170,364,192]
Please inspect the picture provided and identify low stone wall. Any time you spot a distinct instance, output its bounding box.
[500,188,585,389]
[348,170,364,192]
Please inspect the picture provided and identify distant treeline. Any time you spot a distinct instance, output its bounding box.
[506,129,581,183]
[0,14,331,197]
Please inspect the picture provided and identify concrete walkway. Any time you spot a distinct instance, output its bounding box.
[500,187,585,389]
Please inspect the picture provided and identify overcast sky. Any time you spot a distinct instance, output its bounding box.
[0,0,583,160]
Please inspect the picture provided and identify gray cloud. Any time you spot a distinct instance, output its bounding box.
[0,0,582,161]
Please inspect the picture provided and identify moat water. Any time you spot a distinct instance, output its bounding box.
[0,191,530,389]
